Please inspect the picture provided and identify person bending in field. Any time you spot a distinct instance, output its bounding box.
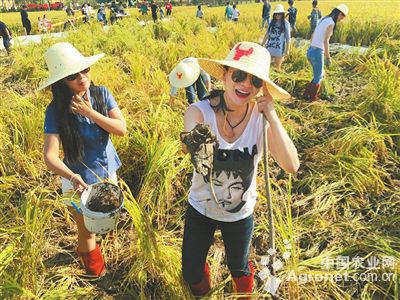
[40,42,127,277]
[308,0,322,37]
[262,4,291,71]
[180,42,299,298]
[304,4,348,101]
[0,20,12,55]
[169,57,211,106]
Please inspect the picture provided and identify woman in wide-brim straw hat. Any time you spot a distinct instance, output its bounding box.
[40,42,127,277]
[304,3,348,101]
[180,42,299,297]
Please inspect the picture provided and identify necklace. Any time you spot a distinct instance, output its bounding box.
[225,103,249,129]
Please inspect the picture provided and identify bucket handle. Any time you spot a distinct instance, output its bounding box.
[70,189,82,214]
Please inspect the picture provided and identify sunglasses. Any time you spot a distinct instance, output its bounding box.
[65,67,91,81]
[231,69,263,89]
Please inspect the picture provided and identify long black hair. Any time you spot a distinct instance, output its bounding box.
[268,12,286,35]
[321,8,342,33]
[51,81,108,164]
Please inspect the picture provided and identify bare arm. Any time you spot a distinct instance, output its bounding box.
[71,94,127,136]
[257,84,299,174]
[324,24,334,60]
[261,29,269,46]
[182,105,204,153]
[44,134,87,190]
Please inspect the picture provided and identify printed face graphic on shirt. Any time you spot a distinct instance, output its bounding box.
[199,145,257,213]
[213,170,246,212]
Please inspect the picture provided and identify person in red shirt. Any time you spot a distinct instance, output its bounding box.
[165,0,172,16]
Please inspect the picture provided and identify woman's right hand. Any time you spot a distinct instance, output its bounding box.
[70,174,88,194]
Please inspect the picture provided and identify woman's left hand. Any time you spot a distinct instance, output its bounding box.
[70,93,93,117]
[256,83,276,120]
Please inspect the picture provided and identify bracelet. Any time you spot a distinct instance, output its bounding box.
[69,174,79,185]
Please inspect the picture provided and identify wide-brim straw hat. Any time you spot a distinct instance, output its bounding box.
[335,4,349,16]
[197,42,290,100]
[169,59,200,88]
[38,42,104,91]
[273,4,285,14]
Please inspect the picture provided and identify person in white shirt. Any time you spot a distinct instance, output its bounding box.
[232,4,240,22]
[180,42,299,298]
[196,5,204,18]
[304,4,348,101]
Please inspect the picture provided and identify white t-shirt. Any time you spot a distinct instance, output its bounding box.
[188,100,266,222]
[232,8,240,19]
[310,17,334,49]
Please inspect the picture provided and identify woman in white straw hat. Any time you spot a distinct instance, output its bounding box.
[304,4,348,101]
[180,42,299,298]
[169,57,211,106]
[261,4,291,71]
[40,42,127,277]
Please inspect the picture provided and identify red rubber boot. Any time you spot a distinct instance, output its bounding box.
[310,83,321,101]
[232,261,254,300]
[188,262,211,297]
[77,244,106,277]
[303,81,313,100]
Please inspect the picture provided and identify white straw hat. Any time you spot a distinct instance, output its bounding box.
[273,4,285,14]
[169,59,200,88]
[38,42,104,91]
[335,4,349,16]
[197,42,290,100]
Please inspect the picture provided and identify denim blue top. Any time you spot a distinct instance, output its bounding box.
[44,86,121,185]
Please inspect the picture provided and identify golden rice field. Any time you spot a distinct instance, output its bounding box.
[0,0,399,299]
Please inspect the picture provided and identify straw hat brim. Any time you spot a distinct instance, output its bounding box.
[37,53,105,91]
[198,58,290,100]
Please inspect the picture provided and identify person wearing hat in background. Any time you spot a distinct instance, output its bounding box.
[0,20,12,55]
[262,4,291,71]
[40,42,127,277]
[169,57,211,106]
[287,0,298,36]
[304,4,348,101]
[20,5,32,35]
[308,0,322,37]
[180,42,299,298]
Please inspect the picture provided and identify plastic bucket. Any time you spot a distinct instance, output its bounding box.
[80,182,124,234]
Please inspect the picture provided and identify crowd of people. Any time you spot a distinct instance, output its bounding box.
[139,0,172,22]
